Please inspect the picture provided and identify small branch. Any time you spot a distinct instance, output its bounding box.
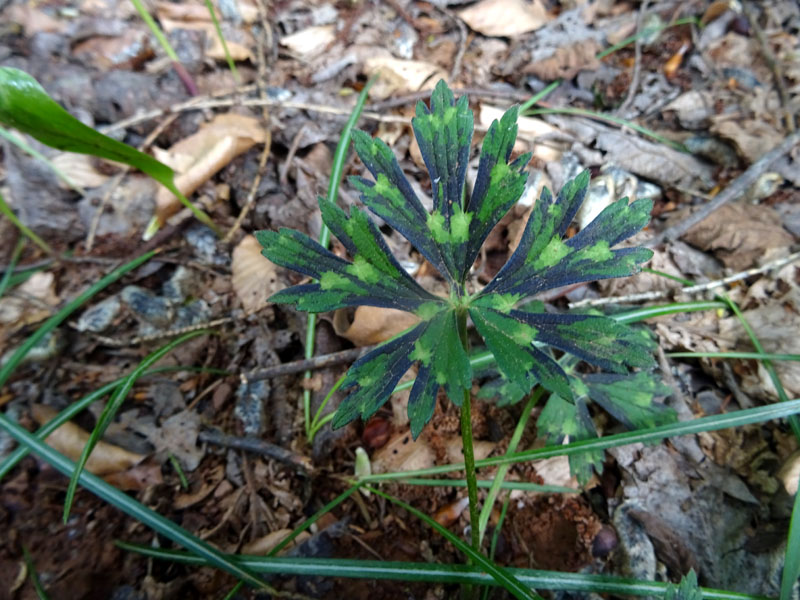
[647,130,800,247]
[616,0,651,117]
[198,428,312,473]
[243,346,372,382]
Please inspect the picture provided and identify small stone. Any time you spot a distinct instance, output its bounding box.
[75,295,121,333]
[120,285,173,327]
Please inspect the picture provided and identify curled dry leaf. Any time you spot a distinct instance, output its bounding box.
[333,306,420,346]
[458,0,550,37]
[682,203,793,270]
[232,235,280,314]
[155,0,259,25]
[0,272,60,330]
[50,153,111,189]
[281,25,336,60]
[711,118,785,164]
[778,450,800,495]
[523,39,601,81]
[372,430,436,473]
[434,497,470,527]
[364,57,446,100]
[153,113,267,224]
[174,464,225,509]
[32,404,144,476]
[241,529,310,555]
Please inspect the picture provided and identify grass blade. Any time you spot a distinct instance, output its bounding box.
[115,543,766,600]
[394,478,575,493]
[304,76,377,440]
[0,125,84,193]
[203,0,239,83]
[362,398,800,481]
[0,250,156,389]
[0,238,25,299]
[365,484,538,600]
[668,351,800,361]
[63,329,210,520]
[0,412,266,590]
[22,546,50,600]
[0,191,53,255]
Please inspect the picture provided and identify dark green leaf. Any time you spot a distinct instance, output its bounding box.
[480,171,652,299]
[537,392,603,486]
[583,372,675,430]
[664,570,702,600]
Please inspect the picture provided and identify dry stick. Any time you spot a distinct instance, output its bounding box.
[86,316,234,347]
[742,1,795,133]
[436,4,468,82]
[244,346,372,382]
[198,429,312,473]
[570,249,800,308]
[647,130,800,247]
[616,0,651,117]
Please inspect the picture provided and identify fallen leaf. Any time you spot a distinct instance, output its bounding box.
[153,113,267,223]
[241,529,310,555]
[530,456,583,490]
[711,118,785,164]
[0,272,60,328]
[523,39,601,80]
[459,0,550,37]
[155,0,259,24]
[4,4,66,35]
[50,153,112,189]
[32,404,144,476]
[281,25,336,60]
[682,203,794,270]
[104,461,163,491]
[663,90,715,130]
[174,464,225,509]
[232,235,280,314]
[433,497,469,527]
[778,450,800,495]
[444,436,494,465]
[372,430,436,473]
[72,29,154,71]
[364,57,446,100]
[145,409,205,472]
[332,306,420,346]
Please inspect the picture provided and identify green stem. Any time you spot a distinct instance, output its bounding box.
[457,308,481,557]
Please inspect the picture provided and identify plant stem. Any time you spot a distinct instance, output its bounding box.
[457,308,481,556]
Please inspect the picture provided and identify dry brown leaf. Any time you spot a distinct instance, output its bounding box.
[51,153,112,189]
[523,39,601,80]
[155,0,258,24]
[241,529,310,555]
[683,203,793,270]
[711,119,785,164]
[458,0,550,37]
[32,404,144,476]
[364,57,446,100]
[4,5,66,35]
[530,456,583,490]
[231,235,280,314]
[145,409,205,472]
[444,436,494,464]
[154,113,267,224]
[72,29,153,71]
[778,450,800,495]
[174,464,225,509]
[280,25,336,59]
[332,306,420,346]
[104,461,163,491]
[0,272,60,328]
[479,105,563,162]
[372,430,436,473]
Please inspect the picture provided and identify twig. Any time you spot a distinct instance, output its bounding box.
[742,1,795,132]
[278,123,307,188]
[569,249,800,308]
[243,346,373,382]
[617,0,651,117]
[647,130,800,247]
[85,317,234,346]
[198,428,312,473]
[435,4,468,82]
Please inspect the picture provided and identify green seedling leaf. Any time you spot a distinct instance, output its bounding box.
[0,67,217,233]
[258,79,659,440]
[665,570,702,600]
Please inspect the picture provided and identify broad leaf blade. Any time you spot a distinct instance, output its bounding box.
[537,392,603,486]
[469,305,572,400]
[255,224,441,313]
[407,309,471,438]
[411,80,474,279]
[481,172,652,299]
[584,372,675,430]
[464,106,530,276]
[350,130,451,281]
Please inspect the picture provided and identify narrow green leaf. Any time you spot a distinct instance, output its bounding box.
[0,413,267,589]
[0,191,53,255]
[0,250,156,389]
[0,67,216,232]
[22,546,50,600]
[63,330,209,521]
[0,238,25,300]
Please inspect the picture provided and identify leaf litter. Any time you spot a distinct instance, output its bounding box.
[0,0,799,597]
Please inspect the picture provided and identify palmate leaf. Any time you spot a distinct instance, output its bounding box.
[258,79,661,440]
